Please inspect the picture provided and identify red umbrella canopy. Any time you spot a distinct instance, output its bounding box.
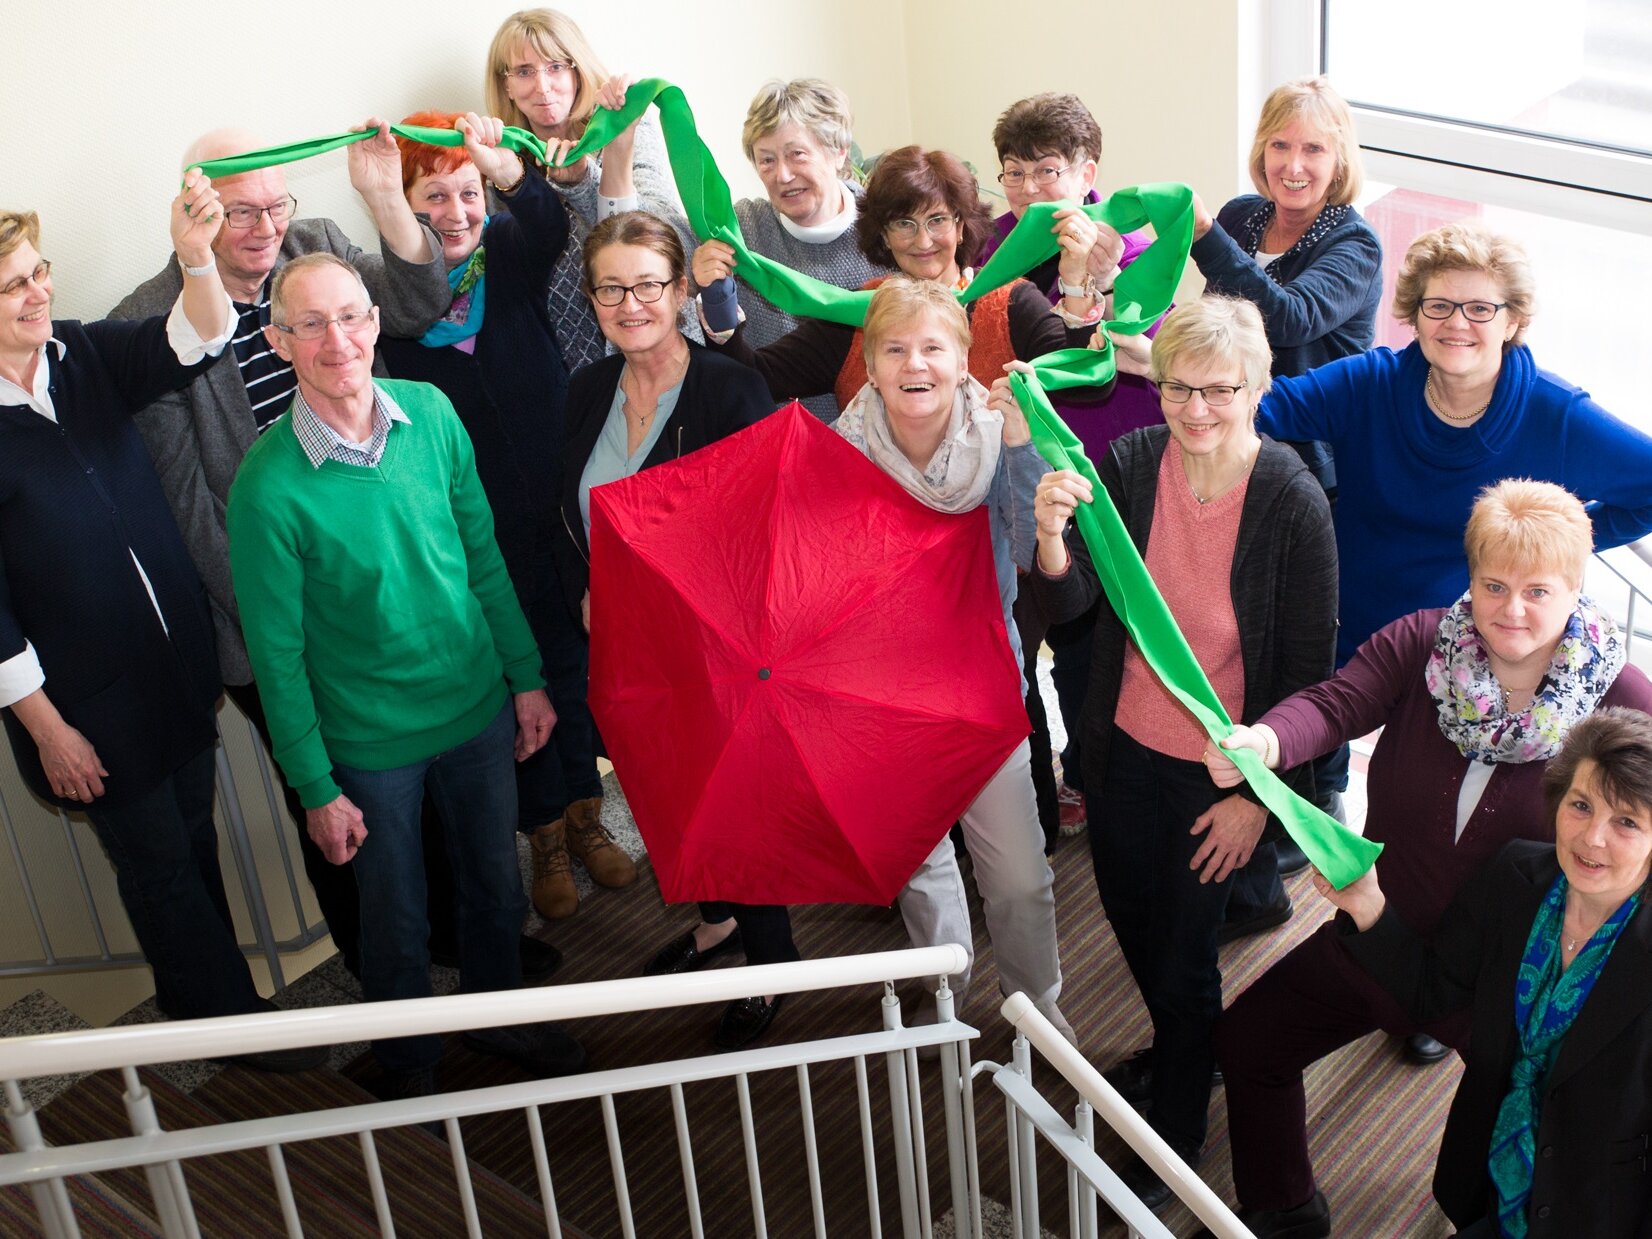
[587,403,1030,905]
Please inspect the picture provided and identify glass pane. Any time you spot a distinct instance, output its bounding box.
[1324,0,1652,155]
[1360,183,1650,434]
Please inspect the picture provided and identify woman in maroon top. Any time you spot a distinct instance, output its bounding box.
[1200,478,1652,1238]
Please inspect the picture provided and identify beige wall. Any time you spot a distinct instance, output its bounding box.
[7,0,1263,321]
[5,0,916,321]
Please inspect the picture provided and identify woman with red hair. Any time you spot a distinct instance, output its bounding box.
[380,111,636,927]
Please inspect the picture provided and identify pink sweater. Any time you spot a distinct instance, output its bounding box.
[1115,441,1249,761]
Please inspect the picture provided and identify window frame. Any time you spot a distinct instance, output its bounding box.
[1265,0,1652,236]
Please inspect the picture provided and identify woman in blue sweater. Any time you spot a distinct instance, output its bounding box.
[1258,221,1652,672]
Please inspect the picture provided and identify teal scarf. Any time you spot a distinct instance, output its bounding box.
[1488,873,1639,1236]
[420,233,488,350]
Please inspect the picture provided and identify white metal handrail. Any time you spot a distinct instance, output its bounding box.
[991,994,1253,1239]
[2,946,980,1239]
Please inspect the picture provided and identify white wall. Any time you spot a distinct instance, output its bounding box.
[5,0,918,320]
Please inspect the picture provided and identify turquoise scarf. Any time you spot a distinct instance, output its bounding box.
[420,233,488,350]
[1488,873,1639,1236]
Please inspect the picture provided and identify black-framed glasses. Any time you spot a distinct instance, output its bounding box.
[1418,297,1507,323]
[502,60,576,82]
[589,280,669,307]
[271,306,377,341]
[1157,379,1247,407]
[996,164,1072,188]
[886,213,959,240]
[224,196,297,230]
[0,260,50,298]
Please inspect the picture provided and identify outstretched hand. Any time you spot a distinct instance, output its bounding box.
[1311,864,1386,931]
[171,169,223,266]
[346,117,404,201]
[457,112,525,188]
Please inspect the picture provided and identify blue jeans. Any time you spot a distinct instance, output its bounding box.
[334,701,525,1074]
[86,745,263,1020]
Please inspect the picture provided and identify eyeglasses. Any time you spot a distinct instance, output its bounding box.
[1418,297,1507,323]
[223,196,297,230]
[0,260,50,298]
[589,280,670,307]
[1157,379,1247,407]
[996,164,1072,189]
[502,60,576,82]
[886,213,959,240]
[271,307,377,341]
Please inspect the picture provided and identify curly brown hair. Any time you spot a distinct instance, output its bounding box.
[856,146,993,272]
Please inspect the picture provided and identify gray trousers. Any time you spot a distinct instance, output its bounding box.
[897,739,1062,1009]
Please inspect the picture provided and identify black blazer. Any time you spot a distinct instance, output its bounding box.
[1025,425,1339,815]
[1344,841,1652,1236]
[0,318,224,807]
[555,342,772,623]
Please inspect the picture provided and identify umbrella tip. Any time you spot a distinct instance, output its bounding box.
[758,667,771,681]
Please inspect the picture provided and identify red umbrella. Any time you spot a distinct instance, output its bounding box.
[586,402,1030,905]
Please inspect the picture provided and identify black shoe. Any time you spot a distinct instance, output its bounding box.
[373,1067,444,1138]
[1102,1048,1222,1111]
[1193,1189,1331,1238]
[1218,891,1293,946]
[1102,1048,1156,1107]
[462,1023,588,1076]
[1403,1032,1451,1064]
[1274,840,1311,876]
[714,995,784,1051]
[228,1043,330,1073]
[645,927,743,976]
[1117,1145,1202,1215]
[429,935,563,983]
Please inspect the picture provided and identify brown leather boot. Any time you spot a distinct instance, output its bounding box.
[531,820,578,919]
[563,796,637,889]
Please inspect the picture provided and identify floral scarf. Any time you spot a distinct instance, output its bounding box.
[1487,872,1639,1236]
[1424,593,1625,765]
[419,237,488,351]
[1235,200,1351,282]
[834,375,1001,514]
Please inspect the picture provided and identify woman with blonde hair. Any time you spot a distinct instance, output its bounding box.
[1204,478,1652,1237]
[485,8,697,372]
[1029,295,1338,1210]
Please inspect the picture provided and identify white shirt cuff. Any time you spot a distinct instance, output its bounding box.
[0,641,46,710]
[165,283,236,365]
[597,192,641,221]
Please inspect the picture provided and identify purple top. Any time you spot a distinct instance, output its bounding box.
[978,192,1163,460]
[1261,608,1652,935]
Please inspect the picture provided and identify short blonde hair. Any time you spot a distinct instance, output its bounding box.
[1149,297,1274,397]
[741,79,854,172]
[1247,76,1364,207]
[0,211,41,263]
[862,276,971,367]
[485,9,608,139]
[1392,221,1535,348]
[1464,478,1592,588]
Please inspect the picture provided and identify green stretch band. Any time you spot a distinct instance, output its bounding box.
[191,84,1371,883]
[1010,351,1381,888]
[190,78,1191,346]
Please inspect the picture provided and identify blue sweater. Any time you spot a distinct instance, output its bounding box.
[1259,341,1652,664]
[1192,195,1383,379]
[0,318,223,806]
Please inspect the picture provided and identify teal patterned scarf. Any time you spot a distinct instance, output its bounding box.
[420,233,488,350]
[1488,872,1639,1236]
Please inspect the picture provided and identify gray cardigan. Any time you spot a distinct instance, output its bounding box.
[109,218,450,683]
[1027,425,1339,810]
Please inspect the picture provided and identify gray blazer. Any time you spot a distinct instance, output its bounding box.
[109,218,450,683]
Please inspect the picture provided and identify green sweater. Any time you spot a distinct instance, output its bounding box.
[227,380,542,808]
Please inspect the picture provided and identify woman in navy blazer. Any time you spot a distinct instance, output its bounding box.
[1321,709,1652,1238]
[0,188,318,1059]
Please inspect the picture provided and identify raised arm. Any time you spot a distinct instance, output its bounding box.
[347,117,433,264]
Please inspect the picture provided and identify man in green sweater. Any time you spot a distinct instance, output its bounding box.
[227,253,582,1096]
